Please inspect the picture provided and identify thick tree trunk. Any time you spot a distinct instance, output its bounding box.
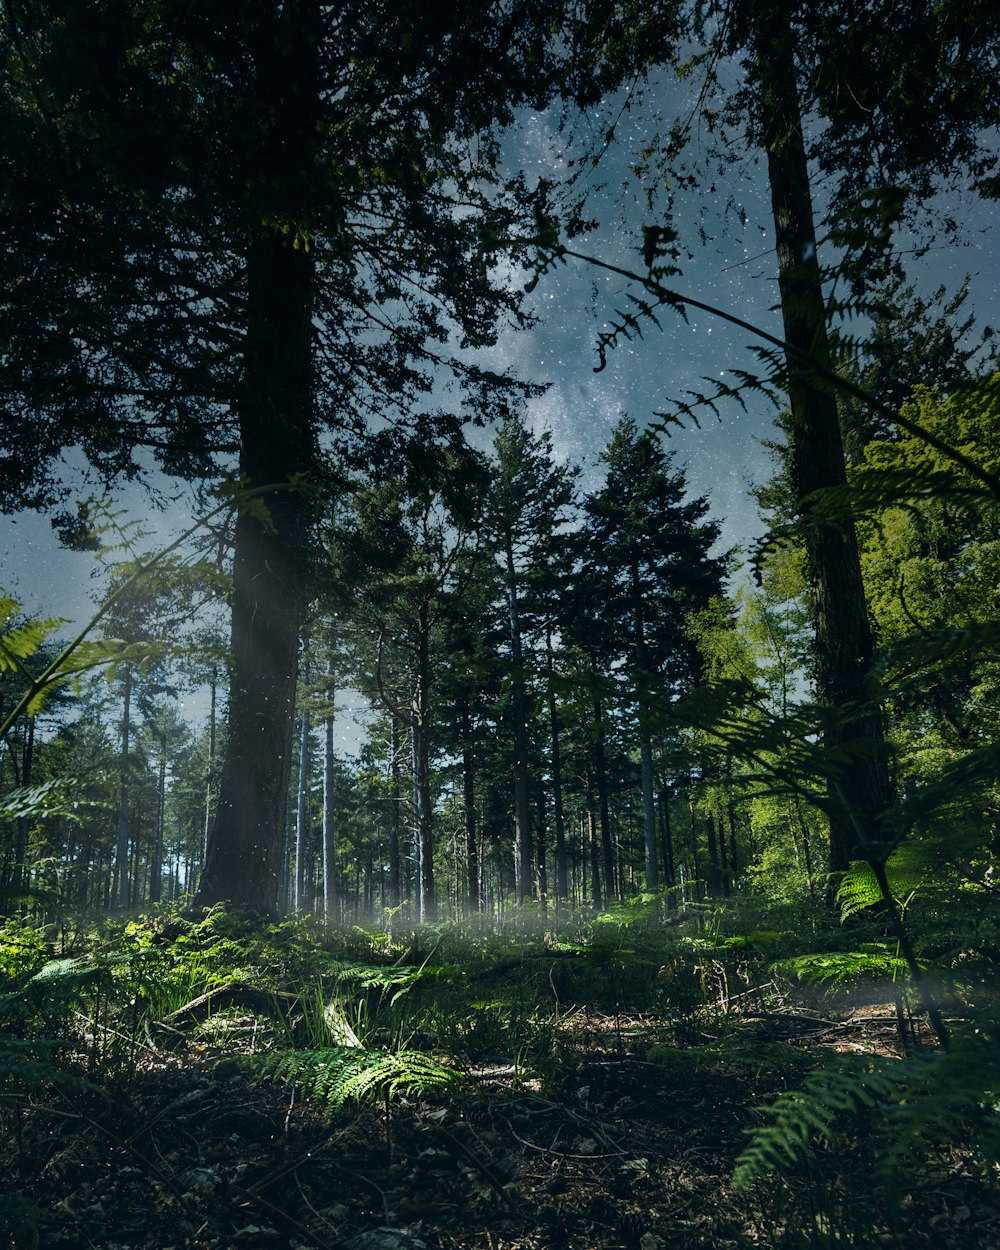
[197,231,314,915]
[752,2,894,874]
[194,2,318,916]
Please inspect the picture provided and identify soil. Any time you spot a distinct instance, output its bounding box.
[6,1006,998,1250]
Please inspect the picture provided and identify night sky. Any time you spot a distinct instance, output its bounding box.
[2,67,997,671]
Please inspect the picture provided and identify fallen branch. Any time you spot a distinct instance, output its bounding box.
[155,983,302,1032]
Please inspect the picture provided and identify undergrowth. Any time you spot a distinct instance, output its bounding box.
[1,896,997,1249]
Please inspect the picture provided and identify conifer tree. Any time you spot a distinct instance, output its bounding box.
[488,412,578,903]
[582,417,725,891]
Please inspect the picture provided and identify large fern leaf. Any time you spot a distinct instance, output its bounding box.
[734,1027,1000,1194]
[252,1045,456,1113]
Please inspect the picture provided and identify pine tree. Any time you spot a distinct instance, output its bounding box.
[582,417,725,891]
[488,412,579,904]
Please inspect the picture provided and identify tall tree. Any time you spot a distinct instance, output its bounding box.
[488,412,578,903]
[583,417,725,891]
[332,442,491,921]
[569,0,998,877]
[0,1,586,915]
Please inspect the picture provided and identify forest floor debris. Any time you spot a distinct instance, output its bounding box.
[7,1001,998,1250]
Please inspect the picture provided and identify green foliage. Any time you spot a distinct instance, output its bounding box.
[0,600,62,674]
[734,1025,1000,1197]
[773,946,908,991]
[251,1045,456,1112]
[0,778,112,824]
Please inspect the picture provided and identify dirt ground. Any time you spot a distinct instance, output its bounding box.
[7,1007,998,1250]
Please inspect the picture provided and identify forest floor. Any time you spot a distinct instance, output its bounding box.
[10,999,998,1250]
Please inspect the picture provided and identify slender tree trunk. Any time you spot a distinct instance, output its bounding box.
[294,651,311,911]
[12,717,33,895]
[535,783,548,916]
[727,804,739,880]
[591,678,615,900]
[546,628,568,909]
[659,781,675,889]
[150,747,166,904]
[115,668,132,909]
[387,718,402,909]
[506,545,532,903]
[195,3,318,916]
[630,557,659,891]
[752,1,894,874]
[705,815,721,896]
[323,667,338,920]
[412,604,435,921]
[203,666,217,863]
[461,705,479,913]
[586,780,603,910]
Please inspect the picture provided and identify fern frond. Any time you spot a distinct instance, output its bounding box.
[0,1036,87,1097]
[836,862,885,919]
[734,1058,903,1190]
[734,1026,1000,1194]
[251,1045,456,1113]
[773,947,908,989]
[0,600,62,673]
[0,778,112,824]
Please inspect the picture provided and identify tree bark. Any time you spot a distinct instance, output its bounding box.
[461,704,480,913]
[506,545,533,903]
[115,667,132,909]
[412,601,436,921]
[322,667,338,920]
[752,1,894,874]
[590,675,616,900]
[197,228,314,915]
[194,2,318,916]
[387,717,402,909]
[12,716,33,897]
[151,746,166,904]
[658,779,675,889]
[294,653,311,912]
[546,627,568,910]
[202,666,217,864]
[629,556,659,891]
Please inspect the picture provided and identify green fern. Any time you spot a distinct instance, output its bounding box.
[734,1059,898,1189]
[0,599,61,673]
[835,861,886,918]
[251,1045,456,1113]
[772,946,908,990]
[734,1025,1000,1194]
